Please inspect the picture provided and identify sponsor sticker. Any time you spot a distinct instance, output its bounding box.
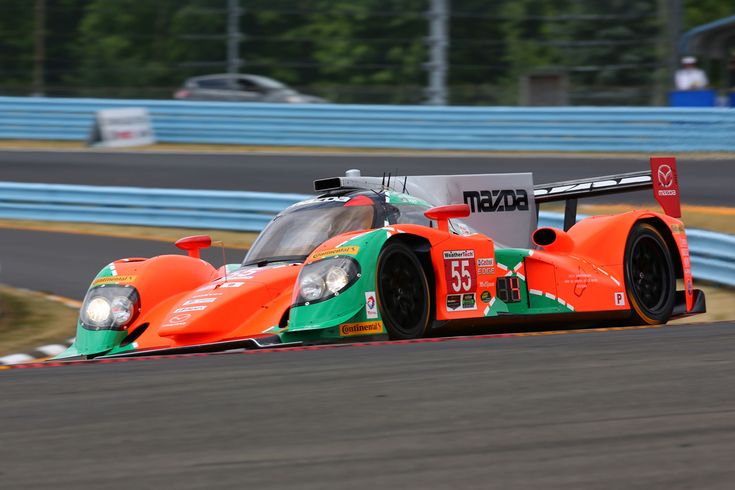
[365,292,378,319]
[463,189,530,213]
[462,293,477,310]
[478,258,494,267]
[339,321,384,337]
[191,292,223,299]
[670,223,684,234]
[196,284,217,292]
[183,297,217,305]
[444,250,477,294]
[446,294,462,310]
[480,290,492,303]
[92,275,136,286]
[614,292,625,306]
[310,246,360,261]
[443,250,475,259]
[447,294,477,311]
[220,282,244,288]
[163,313,192,326]
[174,306,207,313]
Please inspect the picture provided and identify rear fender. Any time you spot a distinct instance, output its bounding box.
[568,210,693,311]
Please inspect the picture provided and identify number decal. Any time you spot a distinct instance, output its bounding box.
[497,276,522,303]
[443,251,477,294]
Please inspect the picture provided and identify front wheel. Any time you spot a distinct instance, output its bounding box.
[624,222,675,324]
[377,242,431,339]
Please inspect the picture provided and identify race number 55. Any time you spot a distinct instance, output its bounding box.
[445,257,477,293]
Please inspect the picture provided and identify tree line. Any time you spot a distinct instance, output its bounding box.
[0,0,731,105]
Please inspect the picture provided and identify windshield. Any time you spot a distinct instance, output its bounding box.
[243,203,374,266]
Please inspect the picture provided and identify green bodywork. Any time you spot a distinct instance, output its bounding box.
[281,227,390,343]
[283,243,573,343]
[55,263,134,359]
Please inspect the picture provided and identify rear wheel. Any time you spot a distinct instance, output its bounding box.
[377,242,431,339]
[624,222,675,324]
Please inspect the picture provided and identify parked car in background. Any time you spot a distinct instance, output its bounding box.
[174,74,326,103]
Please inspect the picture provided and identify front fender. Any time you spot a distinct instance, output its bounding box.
[57,255,217,359]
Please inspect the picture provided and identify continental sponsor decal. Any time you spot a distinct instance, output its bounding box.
[92,275,136,286]
[339,321,383,337]
[311,246,360,260]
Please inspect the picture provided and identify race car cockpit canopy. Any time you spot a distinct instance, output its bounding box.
[242,190,441,267]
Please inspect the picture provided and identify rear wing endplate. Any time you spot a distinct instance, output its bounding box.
[534,157,681,230]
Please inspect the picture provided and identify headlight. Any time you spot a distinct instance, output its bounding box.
[111,296,134,325]
[85,297,111,324]
[296,257,361,305]
[300,274,325,301]
[326,267,349,293]
[80,285,140,331]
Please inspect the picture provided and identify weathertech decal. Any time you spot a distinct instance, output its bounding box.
[463,189,529,212]
[444,250,475,259]
[92,275,136,285]
[339,321,383,337]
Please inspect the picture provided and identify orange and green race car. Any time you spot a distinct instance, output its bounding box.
[54,157,705,360]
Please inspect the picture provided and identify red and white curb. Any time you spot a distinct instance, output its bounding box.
[0,337,75,365]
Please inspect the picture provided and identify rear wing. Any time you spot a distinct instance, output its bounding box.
[534,157,681,230]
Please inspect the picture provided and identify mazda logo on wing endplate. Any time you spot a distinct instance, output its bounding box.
[657,165,674,188]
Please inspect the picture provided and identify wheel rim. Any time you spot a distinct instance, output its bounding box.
[630,235,670,312]
[379,251,426,335]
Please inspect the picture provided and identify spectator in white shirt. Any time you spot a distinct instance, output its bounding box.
[675,56,709,90]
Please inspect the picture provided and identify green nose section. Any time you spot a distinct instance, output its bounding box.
[52,321,127,360]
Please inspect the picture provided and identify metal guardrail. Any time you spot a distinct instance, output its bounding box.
[0,182,308,231]
[0,183,732,287]
[1,96,734,151]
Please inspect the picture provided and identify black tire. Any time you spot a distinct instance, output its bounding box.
[624,222,676,324]
[376,242,431,339]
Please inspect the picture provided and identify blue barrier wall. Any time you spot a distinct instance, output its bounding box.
[1,96,734,152]
[0,181,732,287]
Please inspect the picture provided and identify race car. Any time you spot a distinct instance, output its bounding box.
[54,157,705,360]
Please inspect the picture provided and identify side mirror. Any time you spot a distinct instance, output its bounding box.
[424,204,470,232]
[175,235,212,259]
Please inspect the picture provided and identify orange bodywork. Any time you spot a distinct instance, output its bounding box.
[106,256,300,350]
[387,209,693,322]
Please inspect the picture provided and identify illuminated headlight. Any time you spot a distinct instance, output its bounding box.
[296,257,360,305]
[85,297,111,324]
[80,285,140,331]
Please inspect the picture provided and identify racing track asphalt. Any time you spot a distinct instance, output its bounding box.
[1,150,733,205]
[1,322,734,489]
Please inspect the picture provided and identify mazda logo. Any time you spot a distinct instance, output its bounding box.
[657,165,673,188]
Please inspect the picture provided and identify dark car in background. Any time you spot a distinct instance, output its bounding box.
[174,74,326,103]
